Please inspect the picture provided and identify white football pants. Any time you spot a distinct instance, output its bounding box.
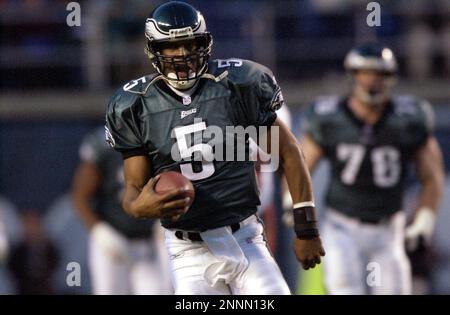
[164,215,291,295]
[323,209,412,295]
[89,225,173,295]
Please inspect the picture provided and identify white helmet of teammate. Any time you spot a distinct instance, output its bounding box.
[344,42,398,106]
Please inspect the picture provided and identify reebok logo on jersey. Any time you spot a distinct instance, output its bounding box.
[181,108,197,119]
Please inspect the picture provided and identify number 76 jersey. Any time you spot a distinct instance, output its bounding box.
[303,96,434,221]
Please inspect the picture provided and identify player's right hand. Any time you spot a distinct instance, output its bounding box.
[131,175,191,220]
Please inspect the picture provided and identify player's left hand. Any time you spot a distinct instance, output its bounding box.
[294,237,325,270]
[405,207,436,252]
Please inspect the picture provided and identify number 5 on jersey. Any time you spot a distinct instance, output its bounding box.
[173,121,215,181]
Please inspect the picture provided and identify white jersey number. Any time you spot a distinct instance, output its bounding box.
[371,146,401,187]
[337,144,365,185]
[123,76,146,91]
[337,144,401,188]
[216,58,243,68]
[173,122,215,181]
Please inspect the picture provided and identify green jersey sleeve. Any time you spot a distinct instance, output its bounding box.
[242,62,283,127]
[214,59,284,128]
[393,96,435,150]
[105,88,146,156]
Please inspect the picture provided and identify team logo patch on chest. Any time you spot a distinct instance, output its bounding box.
[181,108,197,119]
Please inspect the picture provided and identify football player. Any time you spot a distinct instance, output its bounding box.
[72,127,172,294]
[301,42,444,294]
[105,1,325,295]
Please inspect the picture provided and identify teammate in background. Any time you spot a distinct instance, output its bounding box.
[72,127,172,295]
[105,1,324,295]
[301,42,444,294]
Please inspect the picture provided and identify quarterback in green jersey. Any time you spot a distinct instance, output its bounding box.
[301,43,444,294]
[105,1,324,295]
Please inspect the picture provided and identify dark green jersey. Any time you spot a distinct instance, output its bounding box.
[105,59,284,231]
[304,96,434,221]
[79,127,154,238]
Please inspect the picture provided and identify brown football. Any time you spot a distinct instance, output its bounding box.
[154,171,195,208]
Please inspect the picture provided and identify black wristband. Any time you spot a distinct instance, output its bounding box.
[293,206,319,240]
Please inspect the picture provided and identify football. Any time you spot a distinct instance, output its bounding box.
[154,171,195,208]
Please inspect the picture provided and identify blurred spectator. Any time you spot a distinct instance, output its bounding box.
[8,209,59,295]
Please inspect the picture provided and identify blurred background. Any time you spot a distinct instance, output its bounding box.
[0,0,449,294]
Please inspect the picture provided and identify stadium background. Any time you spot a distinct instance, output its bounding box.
[0,0,449,294]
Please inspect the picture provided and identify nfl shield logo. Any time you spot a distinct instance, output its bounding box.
[183,96,192,106]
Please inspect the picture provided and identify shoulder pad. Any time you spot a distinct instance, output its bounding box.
[107,74,160,114]
[106,86,140,115]
[107,75,159,113]
[391,95,421,116]
[209,58,274,86]
[392,95,435,131]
